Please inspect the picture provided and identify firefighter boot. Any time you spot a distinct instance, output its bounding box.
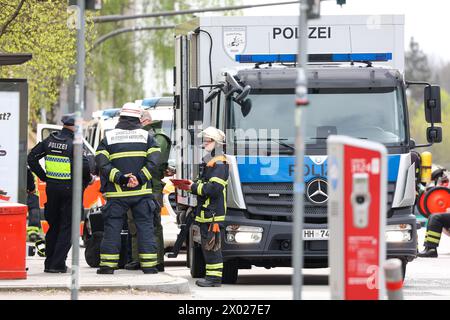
[97,267,115,274]
[124,261,141,270]
[142,267,158,274]
[418,247,438,258]
[195,278,222,287]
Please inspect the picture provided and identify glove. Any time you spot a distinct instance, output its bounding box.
[118,174,130,186]
[204,223,221,252]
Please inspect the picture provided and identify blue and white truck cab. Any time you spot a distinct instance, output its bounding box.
[174,15,443,283]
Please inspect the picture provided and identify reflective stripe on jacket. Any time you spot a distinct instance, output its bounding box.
[190,154,229,223]
[95,125,161,198]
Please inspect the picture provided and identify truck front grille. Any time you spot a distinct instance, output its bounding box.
[241,182,396,222]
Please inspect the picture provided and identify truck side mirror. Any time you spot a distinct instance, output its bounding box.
[188,88,204,126]
[240,98,252,117]
[424,85,441,123]
[427,126,442,143]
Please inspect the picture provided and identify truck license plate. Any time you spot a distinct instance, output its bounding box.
[303,229,329,240]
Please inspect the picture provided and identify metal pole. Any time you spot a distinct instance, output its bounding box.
[293,0,309,300]
[71,0,85,301]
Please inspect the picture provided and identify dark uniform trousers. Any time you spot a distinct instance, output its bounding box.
[44,183,73,270]
[424,213,450,248]
[101,196,158,269]
[199,222,224,281]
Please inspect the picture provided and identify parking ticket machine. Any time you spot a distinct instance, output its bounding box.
[327,135,387,300]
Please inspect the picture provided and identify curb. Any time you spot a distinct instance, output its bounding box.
[0,277,190,294]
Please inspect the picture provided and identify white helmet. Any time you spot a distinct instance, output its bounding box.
[120,102,142,118]
[198,126,225,145]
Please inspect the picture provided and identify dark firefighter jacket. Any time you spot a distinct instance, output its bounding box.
[95,117,161,198]
[27,128,91,187]
[190,152,229,223]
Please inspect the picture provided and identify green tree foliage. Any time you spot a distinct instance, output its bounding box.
[409,89,450,168]
[405,37,432,104]
[146,0,241,88]
[91,0,147,108]
[0,0,95,125]
[92,0,240,104]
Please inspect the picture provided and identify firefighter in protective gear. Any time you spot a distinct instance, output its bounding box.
[95,102,161,275]
[186,127,229,287]
[418,212,450,258]
[27,113,91,273]
[125,110,171,272]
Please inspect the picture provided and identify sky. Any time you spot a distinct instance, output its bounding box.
[240,0,450,64]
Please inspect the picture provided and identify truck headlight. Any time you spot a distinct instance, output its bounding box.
[385,224,412,243]
[226,225,263,244]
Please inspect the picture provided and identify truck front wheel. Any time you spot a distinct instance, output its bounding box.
[189,232,205,278]
[222,261,239,284]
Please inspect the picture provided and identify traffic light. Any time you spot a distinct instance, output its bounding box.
[307,0,321,19]
[336,0,346,5]
[68,0,102,10]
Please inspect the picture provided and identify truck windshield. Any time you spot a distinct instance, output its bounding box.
[228,87,407,149]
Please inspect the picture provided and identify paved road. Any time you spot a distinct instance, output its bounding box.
[1,228,449,300]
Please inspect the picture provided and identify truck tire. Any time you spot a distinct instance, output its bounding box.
[189,231,205,278]
[222,261,239,284]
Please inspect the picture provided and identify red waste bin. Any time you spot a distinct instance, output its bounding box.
[0,202,27,279]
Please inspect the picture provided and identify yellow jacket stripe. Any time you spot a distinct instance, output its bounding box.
[206,263,223,269]
[141,167,152,180]
[96,150,110,158]
[209,177,228,187]
[197,183,203,196]
[109,151,147,160]
[109,168,119,183]
[147,147,161,155]
[195,215,225,223]
[141,261,158,267]
[105,188,153,198]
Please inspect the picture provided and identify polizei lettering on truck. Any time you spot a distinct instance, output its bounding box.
[272,26,332,40]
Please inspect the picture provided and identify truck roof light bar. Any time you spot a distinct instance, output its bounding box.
[235,53,393,64]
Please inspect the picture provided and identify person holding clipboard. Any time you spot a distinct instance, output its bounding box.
[173,127,229,287]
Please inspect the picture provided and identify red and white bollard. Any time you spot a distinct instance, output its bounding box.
[384,259,404,300]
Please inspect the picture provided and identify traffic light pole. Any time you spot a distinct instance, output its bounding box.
[71,0,85,301]
[293,0,310,300]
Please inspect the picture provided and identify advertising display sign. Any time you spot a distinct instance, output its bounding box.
[0,91,20,202]
[328,135,387,300]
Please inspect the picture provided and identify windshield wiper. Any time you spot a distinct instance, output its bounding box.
[234,138,295,151]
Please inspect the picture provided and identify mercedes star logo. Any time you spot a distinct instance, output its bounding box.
[306,178,328,204]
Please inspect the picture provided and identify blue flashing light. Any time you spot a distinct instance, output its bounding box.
[235,53,393,64]
[235,54,297,64]
[331,53,392,62]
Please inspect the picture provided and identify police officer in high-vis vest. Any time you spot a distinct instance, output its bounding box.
[418,212,450,258]
[187,127,229,287]
[95,102,161,274]
[28,114,91,273]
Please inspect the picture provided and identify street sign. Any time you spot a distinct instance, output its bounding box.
[327,135,387,300]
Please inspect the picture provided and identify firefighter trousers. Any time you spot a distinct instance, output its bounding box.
[127,193,164,265]
[44,183,73,270]
[424,213,450,248]
[200,222,223,283]
[100,196,157,269]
